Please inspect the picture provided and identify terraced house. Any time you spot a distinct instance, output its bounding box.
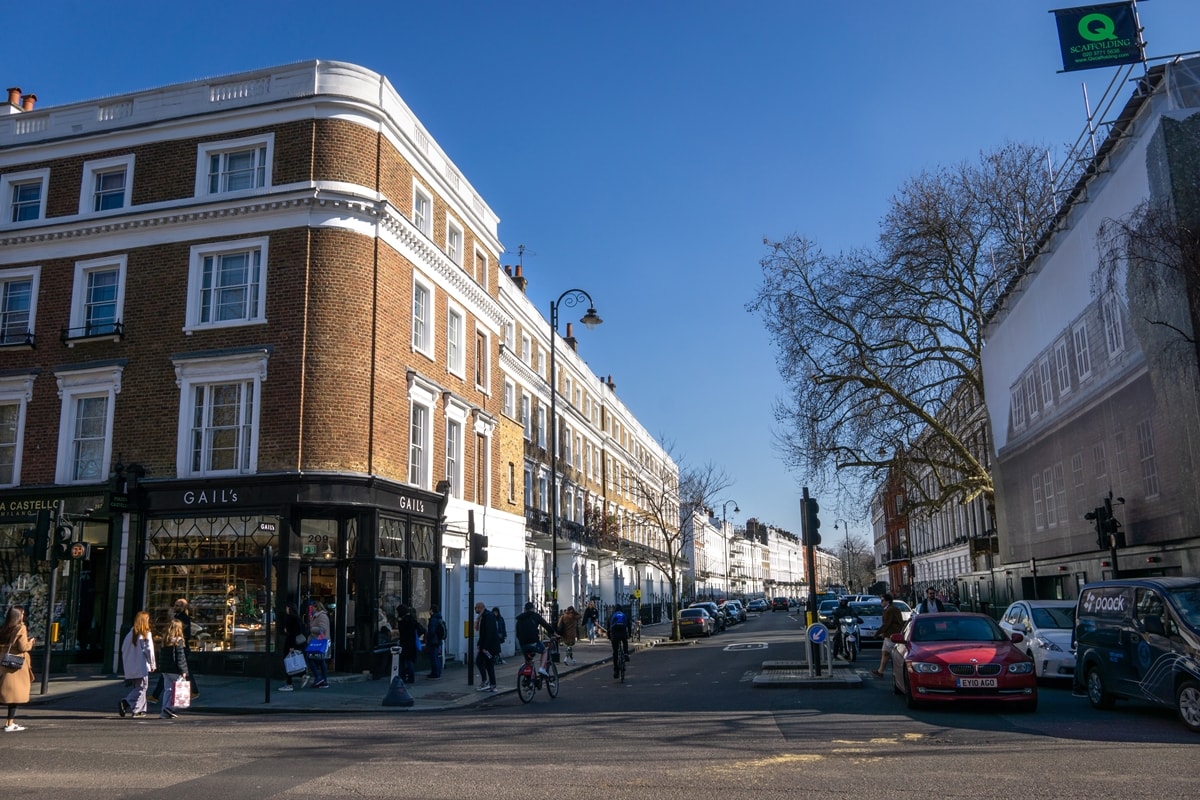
[0,61,678,679]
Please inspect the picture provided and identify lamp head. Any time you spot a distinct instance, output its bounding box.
[579,307,603,329]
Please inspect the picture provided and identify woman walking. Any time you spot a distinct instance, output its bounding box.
[158,618,189,718]
[279,602,306,691]
[305,600,331,689]
[120,610,156,717]
[0,607,35,732]
[558,605,581,665]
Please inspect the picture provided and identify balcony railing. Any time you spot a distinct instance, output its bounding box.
[61,321,124,344]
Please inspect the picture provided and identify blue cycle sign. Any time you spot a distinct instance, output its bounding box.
[807,623,829,644]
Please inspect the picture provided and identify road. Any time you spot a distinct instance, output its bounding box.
[7,611,1197,799]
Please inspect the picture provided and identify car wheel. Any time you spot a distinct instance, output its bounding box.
[1176,679,1200,733]
[1086,664,1116,710]
[903,671,921,710]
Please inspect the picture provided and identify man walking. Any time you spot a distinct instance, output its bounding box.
[916,587,945,614]
[474,601,500,692]
[425,605,447,679]
[871,593,905,677]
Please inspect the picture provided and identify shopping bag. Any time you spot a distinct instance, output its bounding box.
[284,650,307,675]
[304,637,331,659]
[166,676,192,709]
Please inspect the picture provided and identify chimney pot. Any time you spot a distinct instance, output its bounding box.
[6,87,20,107]
[21,93,36,112]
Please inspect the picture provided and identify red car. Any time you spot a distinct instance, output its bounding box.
[889,612,1038,712]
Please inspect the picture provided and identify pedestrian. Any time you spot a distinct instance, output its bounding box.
[395,606,425,684]
[475,601,500,692]
[120,610,156,717]
[158,618,189,719]
[871,593,905,678]
[151,597,199,703]
[279,602,306,691]
[305,600,331,688]
[424,604,447,679]
[583,600,599,643]
[916,587,945,614]
[0,606,35,732]
[557,605,581,665]
[492,606,508,664]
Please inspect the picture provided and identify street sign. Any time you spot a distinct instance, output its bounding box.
[807,623,829,644]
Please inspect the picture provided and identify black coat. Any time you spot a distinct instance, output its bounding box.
[477,609,501,655]
[281,609,305,650]
[396,615,425,660]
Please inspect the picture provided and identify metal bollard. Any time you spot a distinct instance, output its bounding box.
[381,645,414,707]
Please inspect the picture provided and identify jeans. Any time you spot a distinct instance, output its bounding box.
[428,643,443,678]
[476,650,496,687]
[306,654,328,684]
[123,675,149,714]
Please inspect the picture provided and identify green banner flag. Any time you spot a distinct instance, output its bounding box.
[1053,3,1143,72]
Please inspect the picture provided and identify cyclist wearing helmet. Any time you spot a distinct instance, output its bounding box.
[607,606,632,677]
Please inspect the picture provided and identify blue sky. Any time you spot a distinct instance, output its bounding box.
[10,1,1200,542]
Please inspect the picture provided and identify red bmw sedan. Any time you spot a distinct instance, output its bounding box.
[889,612,1038,712]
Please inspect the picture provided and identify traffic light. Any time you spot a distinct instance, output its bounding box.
[53,522,74,562]
[471,532,489,566]
[1085,505,1114,551]
[21,510,51,561]
[803,498,822,547]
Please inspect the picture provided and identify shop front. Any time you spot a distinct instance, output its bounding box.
[138,474,444,679]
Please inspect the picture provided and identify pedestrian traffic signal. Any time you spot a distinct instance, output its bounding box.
[471,532,489,566]
[53,522,74,562]
[803,498,822,547]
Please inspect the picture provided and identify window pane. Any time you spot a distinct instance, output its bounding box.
[72,395,108,481]
[85,269,120,334]
[0,279,32,344]
[11,182,40,222]
[0,402,17,484]
[94,169,126,211]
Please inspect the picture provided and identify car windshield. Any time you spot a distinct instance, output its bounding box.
[1031,606,1074,628]
[819,601,838,612]
[680,609,707,618]
[1168,586,1200,628]
[850,603,881,616]
[912,616,1005,643]
[893,601,912,613]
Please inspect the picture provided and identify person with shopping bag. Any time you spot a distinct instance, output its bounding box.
[303,600,331,688]
[158,618,190,719]
[279,602,308,691]
[0,606,35,732]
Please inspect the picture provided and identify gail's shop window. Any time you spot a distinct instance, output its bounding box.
[145,515,278,652]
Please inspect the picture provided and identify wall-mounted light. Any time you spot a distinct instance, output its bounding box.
[1057,566,1069,572]
[322,544,335,560]
[1146,556,1162,563]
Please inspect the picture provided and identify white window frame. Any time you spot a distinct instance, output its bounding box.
[1054,339,1072,396]
[0,266,40,347]
[407,373,438,489]
[474,246,489,287]
[1102,294,1126,357]
[69,255,126,341]
[1136,418,1159,499]
[78,154,134,215]
[172,349,268,478]
[185,237,268,332]
[1032,472,1045,530]
[1038,358,1054,408]
[503,379,515,418]
[412,184,432,237]
[445,414,464,499]
[446,219,464,266]
[521,393,531,440]
[446,305,465,377]
[520,333,531,365]
[412,276,434,358]
[474,327,490,391]
[537,406,547,450]
[195,134,273,197]
[503,321,514,352]
[1072,322,1092,381]
[1,168,50,226]
[0,373,34,487]
[55,364,123,484]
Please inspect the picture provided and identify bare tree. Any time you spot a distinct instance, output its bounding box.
[747,141,1057,515]
[619,448,730,641]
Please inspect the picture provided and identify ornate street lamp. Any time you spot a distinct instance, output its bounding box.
[548,289,602,624]
[721,499,739,599]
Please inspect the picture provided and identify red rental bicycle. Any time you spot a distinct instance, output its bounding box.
[517,638,560,703]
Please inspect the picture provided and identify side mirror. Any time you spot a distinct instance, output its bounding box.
[1009,632,1024,644]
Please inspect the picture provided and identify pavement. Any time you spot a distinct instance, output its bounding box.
[27,623,680,717]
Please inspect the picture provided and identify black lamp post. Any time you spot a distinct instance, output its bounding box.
[834,519,849,590]
[720,500,739,599]
[548,289,602,624]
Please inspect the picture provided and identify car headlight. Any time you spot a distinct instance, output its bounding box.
[1033,637,1063,652]
[1007,662,1034,674]
[909,662,942,674]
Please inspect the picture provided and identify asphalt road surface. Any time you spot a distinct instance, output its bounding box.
[7,611,1197,799]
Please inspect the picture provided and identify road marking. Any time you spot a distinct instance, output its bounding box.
[723,642,769,651]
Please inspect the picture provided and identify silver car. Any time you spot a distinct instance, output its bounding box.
[854,600,913,645]
[999,600,1076,679]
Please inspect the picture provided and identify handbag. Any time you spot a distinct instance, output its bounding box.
[304,637,332,659]
[166,676,191,709]
[1,643,23,670]
[284,650,307,675]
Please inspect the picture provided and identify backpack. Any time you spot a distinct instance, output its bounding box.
[435,618,447,642]
[515,612,540,644]
[611,611,627,628]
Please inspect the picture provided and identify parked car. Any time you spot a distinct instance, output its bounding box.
[678,607,716,638]
[746,598,769,613]
[999,599,1076,680]
[688,602,727,632]
[722,600,747,623]
[1074,577,1200,733]
[889,612,1037,712]
[771,596,790,611]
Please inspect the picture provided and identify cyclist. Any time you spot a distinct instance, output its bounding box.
[514,601,557,677]
[607,605,632,678]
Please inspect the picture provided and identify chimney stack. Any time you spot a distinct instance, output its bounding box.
[565,322,577,351]
[6,87,20,107]
[20,93,35,112]
[512,264,527,293]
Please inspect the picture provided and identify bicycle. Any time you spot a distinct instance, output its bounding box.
[613,642,627,682]
[517,637,560,703]
[631,618,642,642]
